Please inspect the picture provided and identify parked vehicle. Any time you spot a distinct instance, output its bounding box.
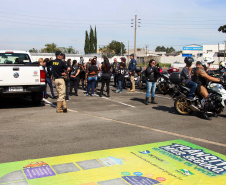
[123,66,142,89]
[0,50,45,105]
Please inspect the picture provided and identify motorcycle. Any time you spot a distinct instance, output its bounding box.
[123,66,142,89]
[156,67,179,94]
[169,72,226,117]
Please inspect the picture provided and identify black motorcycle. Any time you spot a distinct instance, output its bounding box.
[169,72,225,116]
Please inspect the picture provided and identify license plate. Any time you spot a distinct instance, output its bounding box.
[9,87,23,91]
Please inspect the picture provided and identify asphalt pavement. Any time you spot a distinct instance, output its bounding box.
[0,84,226,163]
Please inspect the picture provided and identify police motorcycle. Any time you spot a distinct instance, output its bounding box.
[170,71,226,117]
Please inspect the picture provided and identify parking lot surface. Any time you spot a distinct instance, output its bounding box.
[0,85,226,163]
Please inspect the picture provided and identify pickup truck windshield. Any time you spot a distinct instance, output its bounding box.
[0,53,31,64]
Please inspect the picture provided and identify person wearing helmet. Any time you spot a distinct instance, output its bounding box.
[193,61,221,120]
[181,57,197,101]
[201,57,214,72]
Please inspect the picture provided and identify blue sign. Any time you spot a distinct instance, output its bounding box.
[183,47,203,51]
[182,54,192,57]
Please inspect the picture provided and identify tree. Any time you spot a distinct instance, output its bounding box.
[41,43,58,53]
[29,48,38,53]
[67,46,76,54]
[94,26,97,53]
[155,46,175,53]
[99,40,126,57]
[84,31,89,54]
[89,26,95,53]
[166,47,175,53]
[155,46,166,52]
[218,25,226,33]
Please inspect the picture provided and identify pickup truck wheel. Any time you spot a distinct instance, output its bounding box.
[31,92,43,106]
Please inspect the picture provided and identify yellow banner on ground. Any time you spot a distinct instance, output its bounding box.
[0,139,225,185]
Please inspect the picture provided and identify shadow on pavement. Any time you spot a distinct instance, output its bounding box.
[130,97,146,105]
[152,105,177,114]
[0,97,45,109]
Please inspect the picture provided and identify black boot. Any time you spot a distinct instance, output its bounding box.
[202,112,211,120]
[202,102,211,120]
[144,97,149,105]
[151,97,158,104]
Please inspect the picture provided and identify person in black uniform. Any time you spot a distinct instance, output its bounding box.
[64,57,71,101]
[100,57,112,97]
[144,59,160,105]
[46,51,70,113]
[78,60,85,90]
[69,60,80,96]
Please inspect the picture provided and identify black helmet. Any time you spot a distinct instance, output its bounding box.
[184,57,194,67]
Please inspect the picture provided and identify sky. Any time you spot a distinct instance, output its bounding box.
[0,0,225,53]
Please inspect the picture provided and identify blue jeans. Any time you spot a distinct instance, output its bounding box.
[87,76,97,94]
[113,73,118,86]
[146,81,156,98]
[186,81,197,97]
[118,80,122,91]
[44,78,55,97]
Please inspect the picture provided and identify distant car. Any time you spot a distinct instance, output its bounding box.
[24,161,48,168]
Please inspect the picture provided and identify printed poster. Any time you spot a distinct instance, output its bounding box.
[0,139,225,185]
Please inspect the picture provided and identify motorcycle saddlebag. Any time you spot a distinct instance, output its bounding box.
[169,72,182,84]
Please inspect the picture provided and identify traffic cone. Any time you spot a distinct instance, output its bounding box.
[164,65,166,69]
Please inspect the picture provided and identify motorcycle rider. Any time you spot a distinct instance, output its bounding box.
[192,61,221,120]
[144,59,160,105]
[181,57,197,101]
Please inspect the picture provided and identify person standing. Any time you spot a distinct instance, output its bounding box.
[69,60,80,96]
[86,59,98,96]
[94,56,100,88]
[46,51,70,113]
[144,59,160,105]
[112,58,119,87]
[116,62,126,93]
[128,54,137,92]
[79,57,85,90]
[43,58,57,99]
[100,57,112,97]
[64,58,71,101]
[84,58,92,90]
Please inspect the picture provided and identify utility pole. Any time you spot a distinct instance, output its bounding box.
[128,41,129,63]
[131,15,141,61]
[134,15,137,60]
[145,45,148,56]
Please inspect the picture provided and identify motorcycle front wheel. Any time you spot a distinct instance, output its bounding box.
[174,96,193,115]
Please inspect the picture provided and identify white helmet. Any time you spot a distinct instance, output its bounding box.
[201,57,214,67]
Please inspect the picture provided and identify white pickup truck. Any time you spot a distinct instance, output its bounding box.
[0,50,45,105]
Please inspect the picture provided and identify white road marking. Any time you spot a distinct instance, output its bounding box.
[44,99,226,148]
[127,91,172,100]
[92,115,226,148]
[43,98,78,112]
[79,90,135,108]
